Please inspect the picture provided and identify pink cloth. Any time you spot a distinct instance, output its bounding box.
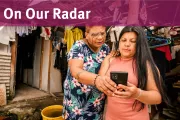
[104,58,150,120]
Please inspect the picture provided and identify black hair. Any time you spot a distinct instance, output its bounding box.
[115,26,170,111]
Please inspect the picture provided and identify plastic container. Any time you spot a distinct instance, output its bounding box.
[41,105,64,120]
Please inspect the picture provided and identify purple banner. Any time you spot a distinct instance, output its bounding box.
[0,0,180,26]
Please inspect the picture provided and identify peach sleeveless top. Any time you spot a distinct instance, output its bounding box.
[104,57,149,120]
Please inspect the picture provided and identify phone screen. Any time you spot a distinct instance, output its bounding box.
[110,71,128,85]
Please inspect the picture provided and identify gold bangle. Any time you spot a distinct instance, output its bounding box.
[94,75,100,87]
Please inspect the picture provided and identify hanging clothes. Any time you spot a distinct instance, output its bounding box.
[72,27,83,41]
[40,27,51,40]
[171,45,180,59]
[109,26,124,50]
[52,31,63,50]
[16,26,29,36]
[155,45,172,61]
[16,26,37,36]
[53,42,67,91]
[0,26,37,45]
[64,26,85,53]
[59,43,68,91]
[0,26,15,45]
[64,29,74,53]
[54,43,62,69]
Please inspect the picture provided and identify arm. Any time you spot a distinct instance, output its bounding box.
[97,55,117,96]
[99,55,113,76]
[70,58,117,95]
[69,59,97,85]
[115,62,162,104]
[67,41,97,85]
[135,62,162,104]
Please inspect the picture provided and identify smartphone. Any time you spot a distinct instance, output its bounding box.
[110,71,128,85]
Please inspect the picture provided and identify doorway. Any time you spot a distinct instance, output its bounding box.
[14,27,49,102]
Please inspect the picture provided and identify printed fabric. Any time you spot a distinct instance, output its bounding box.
[63,40,110,120]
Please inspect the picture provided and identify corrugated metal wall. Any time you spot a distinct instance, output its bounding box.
[0,52,11,98]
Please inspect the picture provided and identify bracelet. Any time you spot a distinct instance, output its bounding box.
[94,75,100,87]
[135,88,142,99]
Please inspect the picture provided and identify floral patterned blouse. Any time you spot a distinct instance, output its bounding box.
[62,40,110,120]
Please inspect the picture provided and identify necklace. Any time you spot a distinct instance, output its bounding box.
[119,57,133,61]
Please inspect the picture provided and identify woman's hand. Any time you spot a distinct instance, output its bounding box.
[113,82,140,99]
[95,76,117,96]
[109,50,119,57]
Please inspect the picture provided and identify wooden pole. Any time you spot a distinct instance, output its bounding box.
[9,36,17,99]
[48,40,52,92]
[39,37,44,90]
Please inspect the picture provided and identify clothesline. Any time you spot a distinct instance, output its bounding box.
[0,26,37,45]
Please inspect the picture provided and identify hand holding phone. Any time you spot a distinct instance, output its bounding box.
[110,71,128,85]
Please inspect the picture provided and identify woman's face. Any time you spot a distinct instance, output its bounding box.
[86,26,106,49]
[119,32,137,59]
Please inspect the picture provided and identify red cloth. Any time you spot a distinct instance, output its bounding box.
[155,45,172,61]
[45,27,50,35]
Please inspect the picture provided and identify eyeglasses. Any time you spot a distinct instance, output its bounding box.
[89,32,106,38]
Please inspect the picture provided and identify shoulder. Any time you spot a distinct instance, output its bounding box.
[73,40,86,46]
[67,40,86,59]
[101,43,110,53]
[103,55,116,64]
[103,43,109,47]
[69,40,87,51]
[102,43,110,49]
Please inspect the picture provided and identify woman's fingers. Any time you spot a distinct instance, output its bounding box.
[104,76,117,90]
[127,82,135,87]
[113,91,130,98]
[117,84,129,91]
[100,78,116,95]
[95,76,114,96]
[117,88,123,92]
[115,82,140,99]
[113,94,127,98]
[105,76,117,87]
[97,76,118,96]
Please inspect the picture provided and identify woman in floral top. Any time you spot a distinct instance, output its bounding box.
[62,26,117,120]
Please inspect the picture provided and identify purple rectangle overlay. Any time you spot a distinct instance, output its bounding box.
[0,0,180,26]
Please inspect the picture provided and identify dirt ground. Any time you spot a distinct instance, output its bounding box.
[0,95,63,120]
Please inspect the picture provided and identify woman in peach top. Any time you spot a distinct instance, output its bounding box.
[98,26,169,120]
